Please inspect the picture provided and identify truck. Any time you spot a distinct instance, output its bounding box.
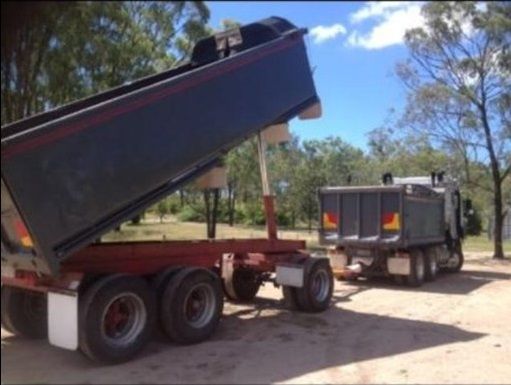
[1,17,334,364]
[319,172,470,287]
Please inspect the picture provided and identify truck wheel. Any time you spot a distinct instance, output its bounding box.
[160,267,223,345]
[444,248,464,273]
[295,258,334,313]
[282,285,300,310]
[223,267,261,302]
[1,286,47,339]
[79,274,156,364]
[151,266,183,297]
[393,275,405,286]
[406,250,425,287]
[424,248,439,282]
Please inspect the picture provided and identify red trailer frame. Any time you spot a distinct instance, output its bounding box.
[1,127,333,365]
[2,238,309,292]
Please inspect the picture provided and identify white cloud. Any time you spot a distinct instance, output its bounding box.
[350,1,417,23]
[347,2,425,49]
[310,23,347,44]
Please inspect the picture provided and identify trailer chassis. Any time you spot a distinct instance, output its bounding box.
[1,131,333,364]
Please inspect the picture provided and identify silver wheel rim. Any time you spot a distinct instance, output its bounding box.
[449,253,460,268]
[311,268,330,302]
[416,254,425,281]
[430,255,437,275]
[183,283,216,328]
[101,293,147,346]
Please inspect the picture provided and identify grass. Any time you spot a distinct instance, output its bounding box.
[103,215,319,244]
[102,214,510,256]
[463,235,510,253]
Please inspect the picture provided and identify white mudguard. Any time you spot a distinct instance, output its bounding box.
[276,264,304,288]
[48,291,78,350]
[387,257,411,275]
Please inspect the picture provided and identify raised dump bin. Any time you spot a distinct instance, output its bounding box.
[1,17,319,275]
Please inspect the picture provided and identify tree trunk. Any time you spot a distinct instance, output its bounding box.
[493,184,505,259]
[211,189,219,239]
[227,181,235,227]
[204,189,220,239]
[179,190,184,207]
[479,104,504,259]
[204,190,211,237]
[307,203,313,233]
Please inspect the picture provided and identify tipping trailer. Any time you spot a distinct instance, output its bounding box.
[1,17,334,363]
[319,172,469,287]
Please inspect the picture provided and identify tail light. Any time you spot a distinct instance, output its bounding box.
[13,218,34,247]
[323,212,338,230]
[382,212,400,231]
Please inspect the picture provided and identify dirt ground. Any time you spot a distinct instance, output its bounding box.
[2,252,510,385]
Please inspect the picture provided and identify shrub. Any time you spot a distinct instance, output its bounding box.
[177,205,205,222]
[465,208,482,236]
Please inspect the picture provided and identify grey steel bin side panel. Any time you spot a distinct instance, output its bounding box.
[360,192,378,237]
[319,186,445,248]
[1,35,317,269]
[341,193,357,237]
[404,198,444,241]
[1,17,294,139]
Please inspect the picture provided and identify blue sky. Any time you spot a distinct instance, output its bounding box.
[207,1,427,151]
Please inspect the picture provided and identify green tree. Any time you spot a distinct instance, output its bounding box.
[1,1,210,124]
[397,1,511,258]
[156,199,170,223]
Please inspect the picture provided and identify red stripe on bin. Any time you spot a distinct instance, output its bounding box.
[2,38,299,160]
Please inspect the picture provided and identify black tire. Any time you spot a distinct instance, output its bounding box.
[424,247,439,282]
[151,266,183,298]
[1,286,47,338]
[79,274,157,364]
[294,258,334,313]
[223,267,261,302]
[282,285,300,310]
[406,249,425,287]
[393,275,405,286]
[443,247,464,273]
[160,267,223,345]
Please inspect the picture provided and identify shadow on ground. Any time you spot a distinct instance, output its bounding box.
[342,268,511,296]
[1,286,486,384]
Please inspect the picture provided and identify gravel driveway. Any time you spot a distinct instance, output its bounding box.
[2,253,510,384]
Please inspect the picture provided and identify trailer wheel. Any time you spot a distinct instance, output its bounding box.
[295,258,334,313]
[160,267,223,345]
[406,249,425,287]
[223,267,261,302]
[151,266,183,297]
[444,247,464,273]
[79,274,156,364]
[1,286,47,339]
[393,275,405,286]
[424,248,439,281]
[282,285,300,310]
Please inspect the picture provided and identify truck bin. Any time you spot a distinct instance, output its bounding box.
[1,17,319,275]
[319,184,445,249]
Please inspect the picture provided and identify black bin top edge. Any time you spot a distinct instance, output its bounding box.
[1,16,304,139]
[190,16,303,66]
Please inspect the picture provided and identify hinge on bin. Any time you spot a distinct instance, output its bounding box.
[215,28,243,57]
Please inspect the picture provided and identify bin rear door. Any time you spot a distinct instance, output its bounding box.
[320,192,339,243]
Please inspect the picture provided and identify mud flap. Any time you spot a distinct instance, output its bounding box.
[387,257,411,275]
[48,291,78,350]
[276,264,304,288]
